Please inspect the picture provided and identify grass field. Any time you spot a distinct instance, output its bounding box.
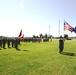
[0,39,76,75]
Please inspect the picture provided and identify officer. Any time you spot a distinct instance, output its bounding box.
[59,36,64,54]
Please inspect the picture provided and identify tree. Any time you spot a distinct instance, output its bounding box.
[44,33,47,38]
[33,35,35,38]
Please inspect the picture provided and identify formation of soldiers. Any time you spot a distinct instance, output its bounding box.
[0,37,21,50]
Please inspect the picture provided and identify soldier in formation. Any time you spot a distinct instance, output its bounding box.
[0,37,21,50]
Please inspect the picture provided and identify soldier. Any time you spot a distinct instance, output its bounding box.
[2,38,6,49]
[11,38,15,48]
[0,38,2,50]
[59,36,64,54]
[14,38,20,50]
[17,38,21,45]
[7,38,11,48]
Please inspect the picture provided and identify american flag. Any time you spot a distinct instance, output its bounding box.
[64,21,74,32]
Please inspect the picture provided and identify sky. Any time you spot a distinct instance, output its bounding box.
[0,0,76,37]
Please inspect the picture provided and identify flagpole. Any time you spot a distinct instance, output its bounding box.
[63,19,65,37]
[58,20,60,37]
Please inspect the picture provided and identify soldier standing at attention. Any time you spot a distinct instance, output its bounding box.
[7,38,11,48]
[0,38,2,50]
[2,38,6,49]
[11,38,14,48]
[15,38,19,50]
[59,36,64,54]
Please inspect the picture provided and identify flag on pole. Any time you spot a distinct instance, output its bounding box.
[18,30,22,37]
[64,21,74,32]
[21,34,24,41]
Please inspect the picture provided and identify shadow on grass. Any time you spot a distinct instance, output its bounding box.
[62,52,76,56]
[8,47,11,49]
[16,49,21,51]
[23,50,29,52]
[3,48,7,49]
[19,44,22,46]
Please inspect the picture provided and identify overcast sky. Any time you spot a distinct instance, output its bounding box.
[0,0,76,37]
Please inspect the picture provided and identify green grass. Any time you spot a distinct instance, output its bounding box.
[0,39,76,75]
